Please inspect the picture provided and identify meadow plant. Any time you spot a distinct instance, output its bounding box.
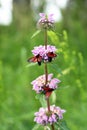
[28,13,68,130]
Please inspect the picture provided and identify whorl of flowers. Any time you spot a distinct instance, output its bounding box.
[37,13,55,29]
[28,45,57,65]
[34,105,66,125]
[31,73,60,93]
[32,45,57,56]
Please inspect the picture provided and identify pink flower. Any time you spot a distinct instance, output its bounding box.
[31,74,60,94]
[37,13,55,29]
[50,105,66,119]
[34,105,66,125]
[34,108,48,125]
[31,45,44,56]
[30,45,57,64]
[32,45,44,56]
[32,45,57,56]
[49,78,60,89]
[39,13,54,24]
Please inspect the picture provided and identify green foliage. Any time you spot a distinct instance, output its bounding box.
[32,124,41,130]
[35,94,47,107]
[55,120,70,130]
[47,30,87,130]
[48,30,59,45]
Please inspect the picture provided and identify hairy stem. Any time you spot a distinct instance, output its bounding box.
[46,97,50,112]
[44,29,47,49]
[44,29,48,85]
[44,62,48,85]
[44,29,55,130]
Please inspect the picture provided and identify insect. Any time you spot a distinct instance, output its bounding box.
[27,54,42,65]
[42,86,54,98]
[47,52,57,62]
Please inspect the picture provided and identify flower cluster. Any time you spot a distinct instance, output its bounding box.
[31,73,60,94]
[37,13,55,29]
[28,45,57,65]
[32,45,57,56]
[34,105,66,125]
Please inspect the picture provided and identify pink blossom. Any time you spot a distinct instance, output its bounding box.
[32,45,44,56]
[39,13,54,24]
[34,107,48,125]
[37,13,55,29]
[31,74,60,93]
[49,78,60,89]
[50,105,66,119]
[32,45,57,56]
[34,105,66,125]
[31,45,57,63]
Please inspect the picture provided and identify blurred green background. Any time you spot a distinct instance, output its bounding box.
[0,0,87,130]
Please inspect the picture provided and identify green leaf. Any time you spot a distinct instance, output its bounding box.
[32,124,41,130]
[26,63,37,68]
[55,121,70,130]
[35,94,47,107]
[50,63,62,75]
[57,67,72,78]
[35,94,42,100]
[44,126,51,130]
[51,91,56,103]
[39,95,47,107]
[31,30,41,39]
